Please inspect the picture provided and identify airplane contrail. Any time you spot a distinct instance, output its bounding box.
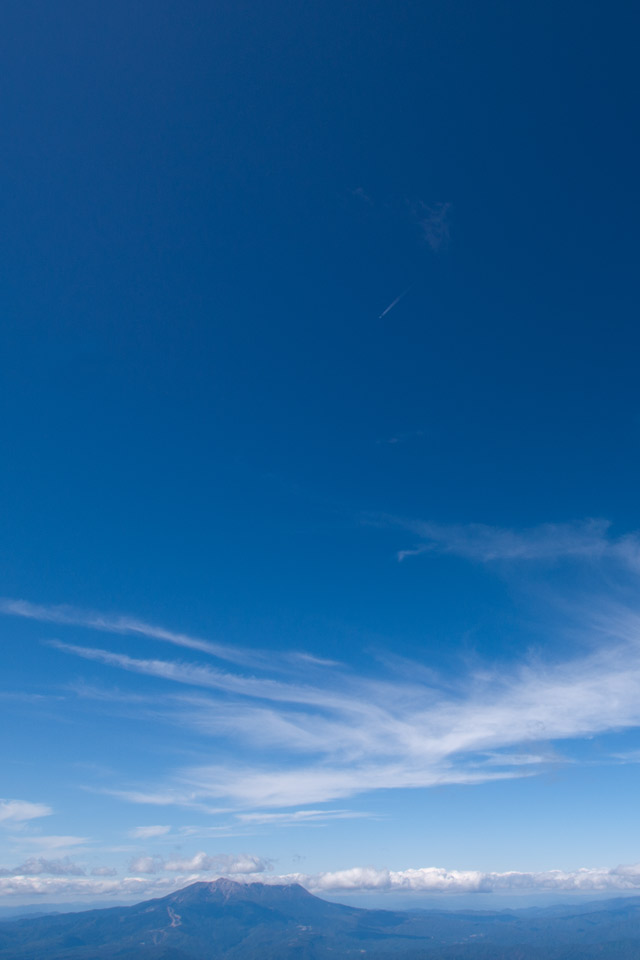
[378,285,412,319]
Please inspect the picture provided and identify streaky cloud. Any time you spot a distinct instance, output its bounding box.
[1,599,336,677]
[50,641,364,712]
[0,800,52,824]
[235,809,373,825]
[0,598,260,668]
[59,609,640,809]
[388,516,637,564]
[14,836,90,851]
[129,825,171,840]
[379,286,412,319]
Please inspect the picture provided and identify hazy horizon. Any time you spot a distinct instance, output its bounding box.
[3,878,640,914]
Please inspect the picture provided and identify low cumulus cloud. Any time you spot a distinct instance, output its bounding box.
[0,875,171,899]
[166,854,272,875]
[295,864,640,895]
[149,860,640,895]
[128,853,272,876]
[128,856,164,875]
[0,857,85,877]
[4,862,640,901]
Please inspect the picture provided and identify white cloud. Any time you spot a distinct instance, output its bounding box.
[178,764,519,809]
[15,836,90,851]
[0,857,86,878]
[390,517,639,565]
[292,863,640,894]
[177,825,247,839]
[50,642,346,711]
[4,862,640,901]
[128,856,164,875]
[0,599,259,668]
[303,866,487,893]
[164,853,272,874]
[0,800,52,825]
[10,537,640,817]
[129,825,171,839]
[289,652,343,668]
[128,853,272,875]
[49,602,640,811]
[1,601,343,679]
[0,875,179,899]
[236,809,372,826]
[613,749,640,762]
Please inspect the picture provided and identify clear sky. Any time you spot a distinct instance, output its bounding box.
[2,0,640,907]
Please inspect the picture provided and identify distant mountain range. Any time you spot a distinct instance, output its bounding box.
[2,878,640,959]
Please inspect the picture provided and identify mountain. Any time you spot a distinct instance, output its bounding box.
[2,879,640,959]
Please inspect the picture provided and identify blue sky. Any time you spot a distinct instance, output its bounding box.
[2,0,640,906]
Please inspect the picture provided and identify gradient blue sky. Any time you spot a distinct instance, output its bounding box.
[3,0,640,907]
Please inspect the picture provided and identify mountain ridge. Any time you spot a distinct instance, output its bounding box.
[2,880,640,959]
[166,877,323,906]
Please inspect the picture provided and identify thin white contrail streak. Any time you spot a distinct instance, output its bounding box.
[378,285,412,319]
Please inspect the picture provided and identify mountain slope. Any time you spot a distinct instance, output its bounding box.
[0,880,414,960]
[2,879,640,959]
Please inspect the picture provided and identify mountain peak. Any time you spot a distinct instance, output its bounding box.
[206,878,245,895]
[167,878,314,906]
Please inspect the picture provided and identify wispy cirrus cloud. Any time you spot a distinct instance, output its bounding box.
[389,516,640,565]
[6,517,640,817]
[177,763,519,810]
[0,801,52,825]
[13,836,90,851]
[0,599,341,683]
[128,825,171,840]
[49,641,350,712]
[410,200,452,252]
[0,599,260,668]
[46,605,640,811]
[235,809,373,826]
